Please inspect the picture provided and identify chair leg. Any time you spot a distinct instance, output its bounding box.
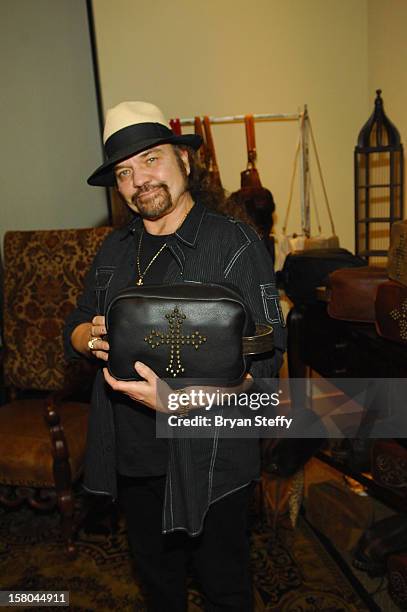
[44,397,77,557]
[57,489,77,558]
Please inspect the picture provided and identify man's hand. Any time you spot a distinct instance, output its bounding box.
[88,315,110,361]
[103,361,171,412]
[71,316,109,360]
[103,361,254,414]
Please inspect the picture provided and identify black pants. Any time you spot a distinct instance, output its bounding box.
[119,475,254,612]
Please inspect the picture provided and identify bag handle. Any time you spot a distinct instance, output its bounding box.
[282,115,302,236]
[203,116,219,167]
[203,116,222,188]
[242,324,274,355]
[194,116,205,140]
[308,117,336,236]
[194,116,209,168]
[282,112,336,237]
[169,118,182,135]
[245,114,257,168]
[241,115,262,188]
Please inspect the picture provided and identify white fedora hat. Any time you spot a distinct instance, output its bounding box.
[87,101,202,187]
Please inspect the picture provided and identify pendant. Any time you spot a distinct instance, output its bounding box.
[137,278,143,286]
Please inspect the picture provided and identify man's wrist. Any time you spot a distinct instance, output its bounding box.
[172,389,191,416]
[176,397,190,416]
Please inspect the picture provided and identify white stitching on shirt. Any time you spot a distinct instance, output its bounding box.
[223,220,257,277]
[261,282,286,325]
[162,480,255,536]
[96,266,115,314]
[169,243,184,269]
[96,266,115,287]
[224,241,251,277]
[167,467,174,530]
[208,428,220,503]
[176,206,205,246]
[235,222,251,241]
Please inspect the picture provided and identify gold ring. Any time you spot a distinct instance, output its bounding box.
[88,336,101,350]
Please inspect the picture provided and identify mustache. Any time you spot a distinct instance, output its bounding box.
[132,182,168,203]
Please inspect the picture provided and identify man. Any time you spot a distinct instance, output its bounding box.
[64,101,286,611]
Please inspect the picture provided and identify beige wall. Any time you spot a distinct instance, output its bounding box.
[2,1,406,256]
[92,0,369,250]
[368,0,407,208]
[0,0,108,252]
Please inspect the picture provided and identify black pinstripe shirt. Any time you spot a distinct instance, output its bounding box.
[64,201,286,535]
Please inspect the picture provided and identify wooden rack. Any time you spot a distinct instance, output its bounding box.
[177,112,301,126]
[175,107,315,236]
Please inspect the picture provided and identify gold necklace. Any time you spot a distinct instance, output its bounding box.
[136,232,167,286]
[136,203,193,286]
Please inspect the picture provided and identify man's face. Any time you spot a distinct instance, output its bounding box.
[114,144,190,219]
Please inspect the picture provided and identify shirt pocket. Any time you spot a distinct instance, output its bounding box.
[95,266,115,314]
[261,283,285,326]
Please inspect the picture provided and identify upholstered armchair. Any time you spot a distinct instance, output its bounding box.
[0,227,112,556]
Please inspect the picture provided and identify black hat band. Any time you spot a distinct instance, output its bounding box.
[105,122,174,158]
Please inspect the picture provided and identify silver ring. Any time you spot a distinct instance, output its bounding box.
[88,336,101,350]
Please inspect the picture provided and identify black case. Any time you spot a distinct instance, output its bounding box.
[106,283,255,384]
[278,248,366,305]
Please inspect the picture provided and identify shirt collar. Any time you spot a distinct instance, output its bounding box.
[174,200,205,248]
[124,200,206,249]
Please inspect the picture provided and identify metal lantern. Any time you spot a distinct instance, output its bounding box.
[355,89,404,264]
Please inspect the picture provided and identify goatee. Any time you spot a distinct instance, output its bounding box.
[132,183,173,219]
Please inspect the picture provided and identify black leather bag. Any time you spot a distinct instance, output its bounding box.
[106,283,274,384]
[278,248,366,305]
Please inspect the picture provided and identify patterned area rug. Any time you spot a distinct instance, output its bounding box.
[0,502,370,611]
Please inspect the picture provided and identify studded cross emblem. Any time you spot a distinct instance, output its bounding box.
[144,306,207,377]
[390,298,407,341]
